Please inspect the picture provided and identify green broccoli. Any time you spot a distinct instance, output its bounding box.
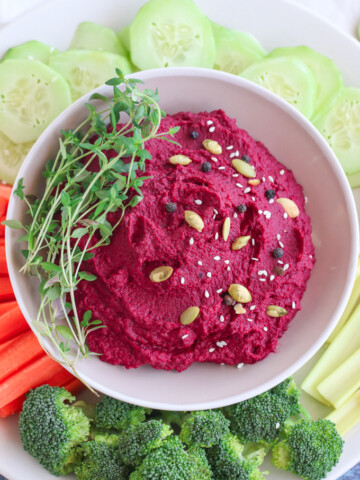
[94,395,151,431]
[117,419,173,466]
[179,410,230,448]
[224,377,301,444]
[92,428,121,447]
[74,441,128,480]
[19,385,91,476]
[129,436,200,480]
[272,418,344,480]
[206,433,266,480]
[187,446,213,480]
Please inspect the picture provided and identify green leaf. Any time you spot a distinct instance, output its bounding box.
[89,93,109,102]
[129,195,143,207]
[2,219,23,229]
[56,325,74,340]
[78,272,97,281]
[32,321,50,336]
[106,77,122,86]
[81,309,92,328]
[21,249,29,259]
[169,126,180,135]
[14,178,25,200]
[61,190,70,206]
[42,262,62,272]
[71,227,88,239]
[46,286,61,301]
[90,319,103,325]
[17,233,29,243]
[83,252,95,261]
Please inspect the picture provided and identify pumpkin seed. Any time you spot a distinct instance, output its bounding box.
[232,159,256,178]
[248,179,260,186]
[266,305,288,317]
[228,284,252,303]
[185,210,204,232]
[231,235,251,251]
[180,306,200,325]
[277,198,300,218]
[234,303,246,314]
[222,217,231,241]
[169,154,192,165]
[202,139,222,155]
[149,266,173,283]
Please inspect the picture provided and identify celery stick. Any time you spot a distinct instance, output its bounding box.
[302,303,360,403]
[327,257,360,343]
[326,390,360,437]
[317,348,360,408]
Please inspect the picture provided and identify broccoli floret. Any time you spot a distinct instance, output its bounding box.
[92,429,121,447]
[74,441,128,480]
[207,433,266,480]
[19,385,91,476]
[129,436,198,480]
[94,396,151,431]
[117,419,172,466]
[224,377,301,444]
[272,419,344,480]
[180,410,230,448]
[188,446,213,480]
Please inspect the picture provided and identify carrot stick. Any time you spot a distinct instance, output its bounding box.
[0,184,12,202]
[0,217,5,238]
[0,394,25,417]
[0,330,45,383]
[0,197,7,218]
[0,354,64,408]
[0,277,15,302]
[0,332,27,353]
[0,245,8,276]
[0,300,17,317]
[0,306,28,343]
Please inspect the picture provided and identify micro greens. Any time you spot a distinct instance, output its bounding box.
[4,70,180,392]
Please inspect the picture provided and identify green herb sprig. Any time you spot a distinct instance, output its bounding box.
[4,70,179,391]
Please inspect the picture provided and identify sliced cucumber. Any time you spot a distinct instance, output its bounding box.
[314,88,360,175]
[130,0,215,69]
[241,57,317,118]
[69,22,127,57]
[0,131,33,184]
[49,50,133,101]
[267,46,344,119]
[212,22,266,75]
[118,26,130,55]
[1,40,59,64]
[0,59,72,143]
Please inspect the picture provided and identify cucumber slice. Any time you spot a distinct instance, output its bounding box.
[49,50,133,101]
[241,57,317,118]
[267,46,344,119]
[130,0,215,69]
[0,59,72,143]
[69,22,127,56]
[1,40,59,64]
[118,26,130,54]
[314,88,360,175]
[212,22,266,75]
[0,131,33,185]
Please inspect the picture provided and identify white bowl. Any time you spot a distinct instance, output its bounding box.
[6,67,359,410]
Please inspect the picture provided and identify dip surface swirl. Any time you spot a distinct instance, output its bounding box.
[76,109,315,372]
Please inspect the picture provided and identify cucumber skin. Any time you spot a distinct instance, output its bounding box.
[1,40,59,64]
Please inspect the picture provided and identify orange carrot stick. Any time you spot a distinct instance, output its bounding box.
[0,277,15,302]
[0,217,5,238]
[0,300,17,317]
[0,184,12,202]
[0,306,29,343]
[0,245,8,276]
[0,354,64,408]
[0,197,7,218]
[0,332,26,353]
[0,330,45,383]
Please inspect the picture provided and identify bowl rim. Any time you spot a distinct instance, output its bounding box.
[6,67,359,409]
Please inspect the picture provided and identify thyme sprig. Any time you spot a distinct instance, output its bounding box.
[5,70,179,391]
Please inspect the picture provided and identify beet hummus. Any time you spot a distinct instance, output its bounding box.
[76,109,315,372]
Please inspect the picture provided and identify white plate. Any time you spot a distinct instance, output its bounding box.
[1,0,360,478]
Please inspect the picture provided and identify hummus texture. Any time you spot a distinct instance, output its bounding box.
[76,110,315,372]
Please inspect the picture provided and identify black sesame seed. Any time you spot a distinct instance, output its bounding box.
[241,155,251,164]
[223,294,236,306]
[237,204,247,213]
[272,247,284,259]
[190,131,199,139]
[265,189,276,200]
[201,162,212,173]
[165,202,177,213]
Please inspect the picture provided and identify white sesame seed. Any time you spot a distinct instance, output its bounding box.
[279,241,284,248]
[252,196,256,201]
[217,289,223,294]
[259,278,266,282]
[194,199,202,205]
[244,187,251,194]
[258,209,263,214]
[268,176,274,182]
[189,237,194,245]
[217,341,226,348]
[207,120,213,125]
[258,270,268,276]
[232,173,239,177]
[198,260,203,266]
[251,238,255,246]
[269,199,274,204]
[209,348,215,353]
[226,145,234,150]
[275,422,280,429]
[270,275,275,281]
[262,177,266,182]
[207,272,212,278]
[250,305,256,311]
[182,334,188,339]
[205,290,210,298]
[251,258,259,261]
[264,327,268,331]
[305,196,308,204]
[292,301,296,309]
[214,256,221,261]
[181,277,185,284]
[236,183,243,188]
[227,266,231,271]
[283,213,288,219]
[209,126,215,133]
[224,260,230,264]
[220,315,225,322]
[277,234,281,240]
[215,232,219,240]
[211,156,218,162]
[278,260,284,265]
[218,166,225,170]
[280,170,285,176]
[213,208,218,214]
[264,211,271,219]
[247,318,253,322]
[237,363,244,369]
[283,264,289,271]
[233,212,238,219]
[213,215,217,220]
[309,254,313,259]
